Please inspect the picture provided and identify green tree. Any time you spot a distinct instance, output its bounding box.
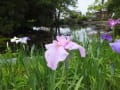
[107,0,120,18]
[52,0,77,35]
[64,10,83,25]
[0,0,28,34]
[0,0,77,35]
[87,0,107,13]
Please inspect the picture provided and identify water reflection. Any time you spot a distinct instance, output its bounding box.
[59,25,109,43]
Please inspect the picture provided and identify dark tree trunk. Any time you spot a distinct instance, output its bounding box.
[54,9,61,37]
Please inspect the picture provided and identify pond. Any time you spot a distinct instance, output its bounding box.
[58,25,110,43]
[0,24,110,53]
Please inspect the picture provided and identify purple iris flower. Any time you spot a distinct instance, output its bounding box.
[101,33,112,42]
[109,39,120,54]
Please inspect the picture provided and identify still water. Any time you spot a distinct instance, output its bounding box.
[58,25,109,43]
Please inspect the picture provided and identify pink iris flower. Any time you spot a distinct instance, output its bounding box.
[45,36,86,70]
[108,19,117,28]
[116,18,120,24]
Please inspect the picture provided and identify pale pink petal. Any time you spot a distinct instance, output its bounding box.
[45,43,54,49]
[79,46,86,57]
[45,46,69,70]
[56,36,66,41]
[45,40,57,49]
[65,41,80,50]
[65,41,86,57]
[56,36,69,46]
[56,36,71,41]
[57,47,69,61]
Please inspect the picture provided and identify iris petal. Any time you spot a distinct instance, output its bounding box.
[45,46,69,70]
[65,42,86,57]
[45,36,86,70]
[110,41,120,54]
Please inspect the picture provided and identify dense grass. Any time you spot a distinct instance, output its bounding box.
[0,39,120,90]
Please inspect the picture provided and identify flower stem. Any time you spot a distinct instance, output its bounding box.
[112,27,115,41]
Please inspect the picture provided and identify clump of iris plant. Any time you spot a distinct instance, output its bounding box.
[109,39,120,54]
[10,36,30,44]
[45,36,86,70]
[101,33,112,42]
